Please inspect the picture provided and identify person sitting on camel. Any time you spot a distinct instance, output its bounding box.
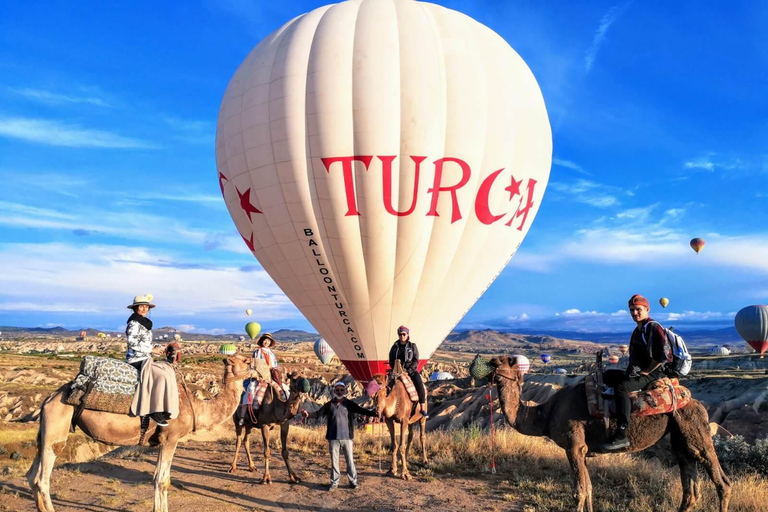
[599,294,672,451]
[125,295,179,427]
[388,325,429,418]
[237,333,286,425]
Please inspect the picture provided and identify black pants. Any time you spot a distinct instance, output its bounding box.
[603,369,663,429]
[409,371,426,404]
[129,360,144,372]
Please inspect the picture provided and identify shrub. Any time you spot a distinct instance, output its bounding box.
[714,435,768,476]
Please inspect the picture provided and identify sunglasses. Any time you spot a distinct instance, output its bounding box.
[398,332,408,336]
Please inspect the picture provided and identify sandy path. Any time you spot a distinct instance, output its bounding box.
[0,440,523,512]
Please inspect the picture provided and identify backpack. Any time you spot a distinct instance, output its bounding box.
[642,321,692,376]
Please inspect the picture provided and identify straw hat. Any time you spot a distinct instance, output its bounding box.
[127,294,156,309]
[256,333,275,347]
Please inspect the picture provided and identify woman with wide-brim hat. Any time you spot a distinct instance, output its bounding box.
[253,333,279,369]
[125,294,174,426]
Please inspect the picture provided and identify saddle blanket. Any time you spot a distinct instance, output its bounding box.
[240,380,288,407]
[585,375,692,419]
[398,374,421,402]
[65,356,139,414]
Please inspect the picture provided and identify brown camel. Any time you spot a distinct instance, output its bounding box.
[370,361,427,480]
[227,371,307,484]
[488,355,731,512]
[27,354,253,512]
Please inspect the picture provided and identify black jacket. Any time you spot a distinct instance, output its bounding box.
[389,340,419,374]
[628,318,672,374]
[310,398,377,440]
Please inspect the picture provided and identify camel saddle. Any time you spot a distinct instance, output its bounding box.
[584,373,692,419]
[65,356,139,415]
[397,373,423,403]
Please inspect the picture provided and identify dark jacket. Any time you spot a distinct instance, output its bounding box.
[628,318,672,375]
[389,340,419,374]
[310,398,377,440]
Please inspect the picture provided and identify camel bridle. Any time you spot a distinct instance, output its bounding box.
[490,367,521,383]
[223,363,251,385]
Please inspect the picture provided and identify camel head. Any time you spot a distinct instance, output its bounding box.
[223,354,252,386]
[285,370,310,396]
[488,355,524,428]
[367,374,390,417]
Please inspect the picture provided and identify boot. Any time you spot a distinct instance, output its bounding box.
[599,424,629,451]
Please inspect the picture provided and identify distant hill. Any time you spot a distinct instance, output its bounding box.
[494,326,744,347]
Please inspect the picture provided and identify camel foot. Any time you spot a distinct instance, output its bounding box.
[385,469,396,478]
[227,466,236,474]
[290,475,302,484]
[261,474,272,485]
[248,465,256,472]
[401,472,412,481]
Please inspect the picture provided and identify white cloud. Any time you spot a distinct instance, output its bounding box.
[548,179,621,208]
[9,87,110,107]
[0,117,158,149]
[585,2,632,73]
[684,154,746,173]
[666,311,733,322]
[0,243,299,319]
[552,158,592,176]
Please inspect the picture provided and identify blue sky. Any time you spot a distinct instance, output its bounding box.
[0,0,766,336]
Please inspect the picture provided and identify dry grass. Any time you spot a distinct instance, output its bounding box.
[285,424,768,512]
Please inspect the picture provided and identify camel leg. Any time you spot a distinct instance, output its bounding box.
[673,409,731,512]
[279,422,300,483]
[671,428,700,512]
[399,421,411,480]
[27,390,73,512]
[243,426,256,472]
[565,442,592,512]
[153,439,178,512]
[419,417,427,465]
[228,421,244,473]
[385,419,397,477]
[406,423,415,462]
[260,425,272,484]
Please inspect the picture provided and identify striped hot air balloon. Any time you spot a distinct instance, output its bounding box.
[220,343,238,356]
[512,354,530,375]
[690,238,705,254]
[735,305,768,358]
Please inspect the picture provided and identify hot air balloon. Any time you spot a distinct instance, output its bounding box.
[659,298,669,309]
[245,309,252,317]
[554,368,567,375]
[79,330,87,339]
[735,305,768,358]
[314,337,336,365]
[216,0,552,382]
[618,344,629,355]
[174,334,182,342]
[245,322,261,340]
[429,371,454,381]
[513,354,530,375]
[239,335,246,342]
[540,354,551,364]
[607,355,620,364]
[690,238,705,254]
[97,333,106,339]
[709,346,730,356]
[220,343,238,356]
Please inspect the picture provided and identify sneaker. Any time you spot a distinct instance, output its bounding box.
[598,436,630,451]
[150,413,169,427]
[349,481,358,489]
[326,484,338,491]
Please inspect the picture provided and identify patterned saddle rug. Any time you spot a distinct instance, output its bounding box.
[398,374,425,403]
[65,356,139,414]
[585,374,692,419]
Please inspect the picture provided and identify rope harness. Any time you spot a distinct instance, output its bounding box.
[486,384,497,474]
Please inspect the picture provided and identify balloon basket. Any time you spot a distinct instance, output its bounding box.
[364,422,392,437]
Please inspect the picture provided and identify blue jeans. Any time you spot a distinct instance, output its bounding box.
[329,439,356,486]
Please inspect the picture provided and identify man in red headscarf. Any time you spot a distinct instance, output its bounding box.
[599,294,672,451]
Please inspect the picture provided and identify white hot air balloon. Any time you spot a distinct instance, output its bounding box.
[216,0,551,382]
[512,354,531,375]
[314,337,336,365]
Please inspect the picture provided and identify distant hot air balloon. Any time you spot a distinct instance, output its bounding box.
[429,371,454,381]
[239,335,246,342]
[245,309,252,317]
[79,330,87,338]
[245,322,261,340]
[174,334,182,342]
[659,298,669,309]
[735,305,768,358]
[215,0,552,383]
[220,343,238,356]
[690,238,705,254]
[554,368,567,375]
[146,294,153,302]
[513,354,530,375]
[540,353,551,364]
[97,333,106,338]
[618,344,629,355]
[314,337,335,365]
[608,355,620,364]
[709,346,730,356]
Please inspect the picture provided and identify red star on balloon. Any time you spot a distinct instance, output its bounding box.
[505,175,523,200]
[242,232,255,251]
[236,187,262,221]
[218,172,229,197]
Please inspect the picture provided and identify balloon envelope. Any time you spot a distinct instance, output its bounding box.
[554,368,567,375]
[618,344,629,355]
[540,354,551,364]
[215,0,551,382]
[709,346,730,356]
[607,355,620,364]
[735,305,768,357]
[313,337,336,365]
[220,343,238,356]
[512,354,530,375]
[245,309,252,317]
[429,371,454,381]
[245,322,261,340]
[659,298,669,308]
[174,334,182,342]
[690,238,705,254]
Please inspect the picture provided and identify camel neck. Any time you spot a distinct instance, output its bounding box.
[190,381,242,430]
[496,379,551,437]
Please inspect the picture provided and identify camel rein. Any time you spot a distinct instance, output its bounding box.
[486,384,497,474]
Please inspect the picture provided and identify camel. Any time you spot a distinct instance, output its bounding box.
[227,371,306,484]
[27,354,253,512]
[488,355,731,512]
[369,360,427,480]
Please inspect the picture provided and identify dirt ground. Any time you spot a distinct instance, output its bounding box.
[0,438,524,512]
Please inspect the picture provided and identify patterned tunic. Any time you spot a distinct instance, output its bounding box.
[126,320,153,364]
